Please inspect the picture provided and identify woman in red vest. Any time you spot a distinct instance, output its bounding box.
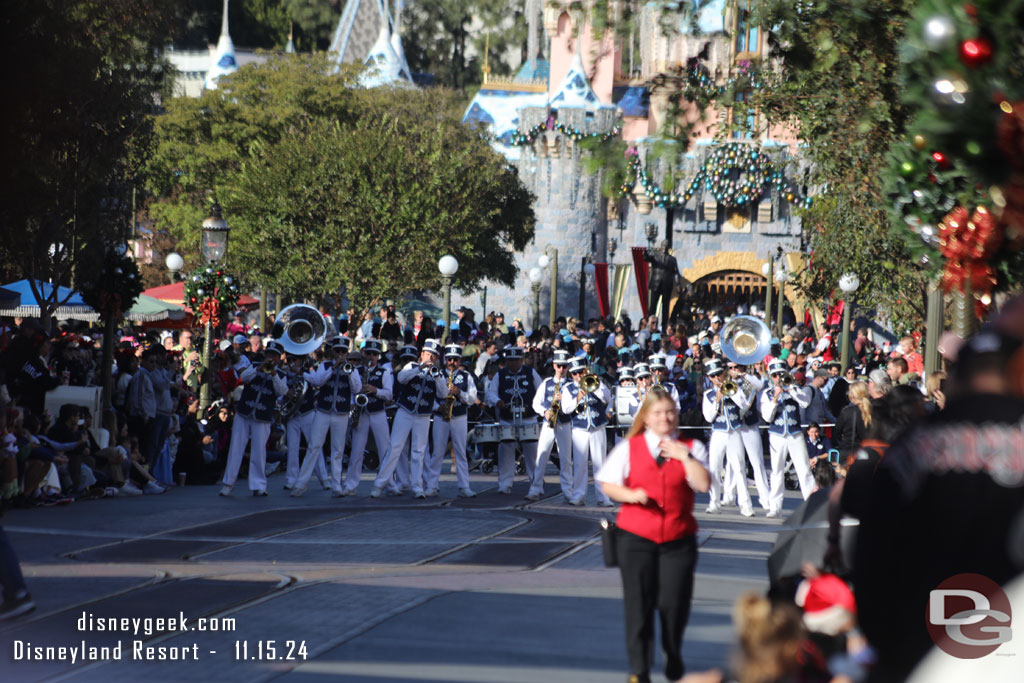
[597,385,711,683]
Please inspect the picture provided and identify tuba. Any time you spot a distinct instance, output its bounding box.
[720,315,773,366]
[271,305,327,420]
[271,304,328,356]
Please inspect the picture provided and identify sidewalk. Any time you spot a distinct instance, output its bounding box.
[1,470,794,682]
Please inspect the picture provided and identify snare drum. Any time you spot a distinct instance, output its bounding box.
[513,421,541,442]
[614,387,637,428]
[468,423,501,444]
[497,424,518,442]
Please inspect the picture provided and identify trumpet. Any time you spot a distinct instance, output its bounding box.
[421,364,442,378]
[721,380,739,397]
[339,362,354,375]
[260,358,278,374]
[780,373,795,388]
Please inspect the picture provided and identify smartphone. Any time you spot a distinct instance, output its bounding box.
[939,378,947,394]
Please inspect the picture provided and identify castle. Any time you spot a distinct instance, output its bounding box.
[457,1,810,328]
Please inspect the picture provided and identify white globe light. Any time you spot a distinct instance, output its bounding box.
[761,262,771,276]
[528,267,543,283]
[165,252,185,273]
[538,254,550,268]
[438,254,459,276]
[583,262,596,276]
[839,272,860,293]
[775,269,789,283]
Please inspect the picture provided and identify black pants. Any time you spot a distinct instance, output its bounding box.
[616,530,697,682]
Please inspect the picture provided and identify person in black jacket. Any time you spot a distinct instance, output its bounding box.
[15,334,60,420]
[832,381,869,461]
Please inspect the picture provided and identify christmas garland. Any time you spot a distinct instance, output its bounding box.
[885,0,1024,307]
[617,143,810,210]
[510,121,620,146]
[183,266,241,327]
[79,247,143,322]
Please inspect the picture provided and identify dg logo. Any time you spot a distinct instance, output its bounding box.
[927,573,1013,658]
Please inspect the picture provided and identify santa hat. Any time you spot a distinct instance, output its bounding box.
[795,573,857,636]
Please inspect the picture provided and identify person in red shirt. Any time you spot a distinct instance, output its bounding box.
[597,387,711,683]
[897,335,924,374]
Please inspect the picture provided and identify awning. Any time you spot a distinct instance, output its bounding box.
[0,280,98,321]
[126,294,187,323]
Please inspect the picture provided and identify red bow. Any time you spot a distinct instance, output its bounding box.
[199,299,221,327]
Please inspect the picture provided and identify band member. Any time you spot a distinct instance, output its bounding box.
[701,358,754,516]
[760,360,814,517]
[282,350,327,492]
[341,339,393,495]
[561,357,614,506]
[630,363,653,416]
[650,356,682,412]
[484,346,541,494]
[291,337,362,496]
[426,344,478,498]
[722,361,770,511]
[220,341,288,497]
[371,339,447,498]
[526,350,573,501]
[384,344,420,494]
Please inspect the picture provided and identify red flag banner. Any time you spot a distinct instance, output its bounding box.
[827,300,844,327]
[593,263,610,318]
[631,247,650,318]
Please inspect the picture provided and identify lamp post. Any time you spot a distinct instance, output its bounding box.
[645,222,658,249]
[438,254,458,344]
[774,267,788,338]
[165,252,184,283]
[538,247,558,329]
[838,273,860,372]
[579,259,596,321]
[199,205,230,411]
[528,267,543,330]
[761,259,773,331]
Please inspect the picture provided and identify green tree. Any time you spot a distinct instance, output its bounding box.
[0,0,181,321]
[146,55,536,307]
[145,53,362,265]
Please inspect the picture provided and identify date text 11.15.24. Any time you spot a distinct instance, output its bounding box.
[233,640,308,661]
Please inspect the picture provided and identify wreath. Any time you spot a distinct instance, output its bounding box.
[183,266,241,327]
[79,247,143,322]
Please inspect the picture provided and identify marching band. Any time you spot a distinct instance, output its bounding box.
[215,304,828,515]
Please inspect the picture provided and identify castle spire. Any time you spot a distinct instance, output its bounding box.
[204,0,238,90]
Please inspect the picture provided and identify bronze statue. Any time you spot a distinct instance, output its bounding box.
[644,239,681,330]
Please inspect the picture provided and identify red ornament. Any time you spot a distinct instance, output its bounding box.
[965,4,978,18]
[931,151,950,168]
[959,37,993,68]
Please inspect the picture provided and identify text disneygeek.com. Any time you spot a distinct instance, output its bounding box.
[9,610,307,663]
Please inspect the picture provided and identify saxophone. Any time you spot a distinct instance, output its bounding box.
[440,369,457,421]
[547,378,562,429]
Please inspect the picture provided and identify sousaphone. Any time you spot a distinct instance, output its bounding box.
[271,304,328,356]
[720,315,773,366]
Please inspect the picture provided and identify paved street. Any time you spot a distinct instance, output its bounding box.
[0,466,801,683]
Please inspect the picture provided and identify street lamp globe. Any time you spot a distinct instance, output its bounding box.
[761,262,771,277]
[583,262,596,277]
[165,252,185,274]
[438,254,459,276]
[528,267,543,283]
[538,254,550,269]
[839,272,860,294]
[201,205,230,264]
[775,269,789,283]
